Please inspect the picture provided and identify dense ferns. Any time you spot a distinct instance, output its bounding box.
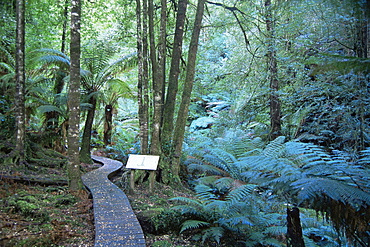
[172,133,370,246]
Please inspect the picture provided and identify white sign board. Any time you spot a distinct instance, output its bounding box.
[126,154,160,170]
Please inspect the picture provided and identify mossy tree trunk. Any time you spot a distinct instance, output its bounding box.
[15,0,26,166]
[80,93,96,164]
[160,0,188,151]
[67,0,82,191]
[137,0,150,156]
[265,0,281,140]
[172,0,206,182]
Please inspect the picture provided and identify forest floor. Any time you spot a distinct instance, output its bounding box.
[0,160,195,247]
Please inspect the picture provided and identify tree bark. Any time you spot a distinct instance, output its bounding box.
[67,0,82,191]
[61,0,69,54]
[265,0,281,140]
[149,0,167,158]
[172,0,206,181]
[136,0,149,155]
[15,0,26,166]
[104,104,113,145]
[80,93,96,164]
[161,0,188,149]
[287,207,305,247]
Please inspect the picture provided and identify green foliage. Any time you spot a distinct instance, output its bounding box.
[182,130,370,245]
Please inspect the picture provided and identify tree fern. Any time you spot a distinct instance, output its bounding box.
[183,132,370,245]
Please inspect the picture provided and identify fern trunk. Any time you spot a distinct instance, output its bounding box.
[103,104,113,146]
[80,94,96,164]
[286,207,305,247]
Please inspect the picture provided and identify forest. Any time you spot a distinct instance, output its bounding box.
[1,0,370,246]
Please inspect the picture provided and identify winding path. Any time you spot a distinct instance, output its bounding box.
[81,155,145,247]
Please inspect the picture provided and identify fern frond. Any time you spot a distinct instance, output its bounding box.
[194,184,218,201]
[0,62,15,73]
[263,225,286,236]
[171,205,204,217]
[262,136,286,158]
[260,238,285,247]
[180,220,210,233]
[188,163,226,176]
[197,175,221,185]
[37,105,63,114]
[217,215,254,227]
[169,197,203,208]
[184,157,203,166]
[0,46,15,67]
[226,184,257,202]
[205,200,227,212]
[359,147,370,167]
[214,177,235,190]
[203,154,229,171]
[201,226,224,244]
[292,177,370,207]
[210,148,238,164]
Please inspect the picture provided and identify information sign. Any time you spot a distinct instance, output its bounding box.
[126,154,160,170]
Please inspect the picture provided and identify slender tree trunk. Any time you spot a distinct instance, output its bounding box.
[67,0,82,191]
[103,104,113,145]
[80,94,96,164]
[172,0,206,182]
[161,0,188,149]
[148,0,161,156]
[287,207,305,247]
[136,0,149,155]
[149,0,167,157]
[15,0,26,166]
[61,0,69,54]
[265,0,281,140]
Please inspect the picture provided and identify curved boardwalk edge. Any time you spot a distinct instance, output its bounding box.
[82,155,145,247]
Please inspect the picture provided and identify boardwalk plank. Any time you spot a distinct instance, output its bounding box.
[81,155,145,247]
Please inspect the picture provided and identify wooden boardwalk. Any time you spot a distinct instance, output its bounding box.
[81,155,146,247]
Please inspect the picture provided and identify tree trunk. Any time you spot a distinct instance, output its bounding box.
[104,104,113,145]
[149,0,167,158]
[161,0,188,149]
[15,0,26,166]
[172,0,206,182]
[61,0,69,54]
[287,207,305,247]
[80,93,96,164]
[265,0,281,140]
[136,0,149,155]
[67,0,82,191]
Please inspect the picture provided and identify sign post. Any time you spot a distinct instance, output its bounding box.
[126,154,160,193]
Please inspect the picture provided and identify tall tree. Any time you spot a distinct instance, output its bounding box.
[15,0,26,166]
[172,0,206,180]
[136,0,150,155]
[67,0,82,191]
[265,0,281,140]
[161,0,188,149]
[149,0,167,157]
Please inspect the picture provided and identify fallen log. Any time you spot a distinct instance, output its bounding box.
[0,173,68,186]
